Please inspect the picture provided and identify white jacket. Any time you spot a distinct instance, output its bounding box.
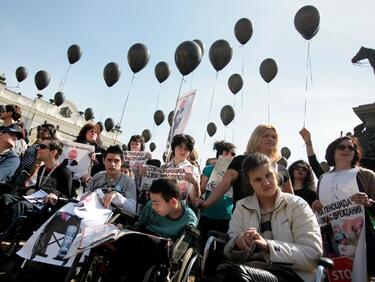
[224,189,323,282]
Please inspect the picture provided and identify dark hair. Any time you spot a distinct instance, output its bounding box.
[75,123,99,144]
[213,140,236,159]
[5,104,22,121]
[44,137,64,159]
[325,136,361,167]
[242,153,273,195]
[149,178,180,202]
[288,160,315,191]
[171,134,195,155]
[127,135,145,151]
[104,145,124,162]
[37,123,56,138]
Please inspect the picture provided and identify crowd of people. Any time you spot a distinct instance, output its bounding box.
[0,102,375,282]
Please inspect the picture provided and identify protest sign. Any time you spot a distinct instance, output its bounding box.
[206,156,233,197]
[23,190,48,210]
[59,140,94,179]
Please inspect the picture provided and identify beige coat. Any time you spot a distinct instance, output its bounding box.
[224,189,323,282]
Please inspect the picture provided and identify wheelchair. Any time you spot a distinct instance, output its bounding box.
[200,231,334,282]
[65,221,201,282]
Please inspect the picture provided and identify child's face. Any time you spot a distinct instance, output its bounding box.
[150,193,173,217]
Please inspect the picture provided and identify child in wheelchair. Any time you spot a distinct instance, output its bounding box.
[98,177,198,281]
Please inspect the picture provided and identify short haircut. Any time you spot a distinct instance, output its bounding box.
[213,140,236,159]
[325,136,361,167]
[171,134,195,154]
[5,104,22,121]
[242,153,274,195]
[38,123,56,138]
[149,178,180,202]
[104,145,124,162]
[44,137,64,159]
[127,135,145,151]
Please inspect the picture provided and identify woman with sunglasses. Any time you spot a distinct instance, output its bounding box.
[200,124,293,210]
[312,136,375,280]
[198,140,236,250]
[288,160,316,206]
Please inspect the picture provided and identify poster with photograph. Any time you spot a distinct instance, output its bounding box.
[59,140,95,179]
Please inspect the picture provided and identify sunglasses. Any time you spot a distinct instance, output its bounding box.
[294,165,308,172]
[230,152,236,157]
[38,144,50,150]
[336,144,355,151]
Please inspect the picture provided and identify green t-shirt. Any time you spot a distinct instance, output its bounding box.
[135,201,198,240]
[202,165,233,220]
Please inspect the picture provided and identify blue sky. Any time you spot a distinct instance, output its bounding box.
[1,1,375,165]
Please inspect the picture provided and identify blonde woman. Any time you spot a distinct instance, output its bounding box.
[200,124,293,209]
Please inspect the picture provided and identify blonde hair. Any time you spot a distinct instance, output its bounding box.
[245,124,281,161]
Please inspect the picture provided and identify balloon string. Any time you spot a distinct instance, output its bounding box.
[60,64,71,90]
[241,47,245,119]
[118,73,135,131]
[200,71,218,166]
[267,83,270,123]
[232,95,236,142]
[99,91,109,122]
[190,72,194,90]
[303,41,310,128]
[155,83,161,111]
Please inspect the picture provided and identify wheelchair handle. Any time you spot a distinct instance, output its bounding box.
[317,257,334,269]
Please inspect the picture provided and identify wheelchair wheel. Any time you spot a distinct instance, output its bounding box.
[181,253,200,282]
[143,264,169,282]
[80,254,109,282]
[175,247,193,282]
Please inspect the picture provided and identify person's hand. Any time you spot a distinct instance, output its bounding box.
[198,198,207,209]
[102,191,117,208]
[299,127,312,143]
[89,152,96,162]
[81,174,92,184]
[311,200,324,212]
[46,193,58,205]
[246,228,269,252]
[26,188,36,196]
[351,192,372,207]
[235,230,255,251]
[184,172,198,186]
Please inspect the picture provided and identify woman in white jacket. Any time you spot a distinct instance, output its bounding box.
[221,153,322,282]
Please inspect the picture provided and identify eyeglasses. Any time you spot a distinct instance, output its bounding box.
[336,144,355,151]
[294,165,308,172]
[38,144,50,150]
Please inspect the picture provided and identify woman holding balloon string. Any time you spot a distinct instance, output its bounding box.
[308,135,375,280]
[200,124,293,210]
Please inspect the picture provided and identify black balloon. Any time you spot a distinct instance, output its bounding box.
[54,91,65,107]
[259,58,278,83]
[127,43,150,73]
[175,41,202,76]
[150,142,156,152]
[209,40,233,71]
[142,129,151,143]
[154,110,165,126]
[104,118,114,132]
[193,39,205,56]
[277,156,288,168]
[15,66,28,83]
[220,105,235,126]
[168,111,174,127]
[207,122,217,137]
[103,62,121,87]
[228,73,243,95]
[97,122,104,132]
[121,144,127,151]
[281,147,291,160]
[34,70,50,91]
[234,18,253,45]
[294,5,320,40]
[155,62,170,83]
[84,108,94,121]
[67,44,82,64]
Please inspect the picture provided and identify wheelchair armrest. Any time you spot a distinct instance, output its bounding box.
[185,225,200,239]
[207,230,229,242]
[317,257,334,269]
